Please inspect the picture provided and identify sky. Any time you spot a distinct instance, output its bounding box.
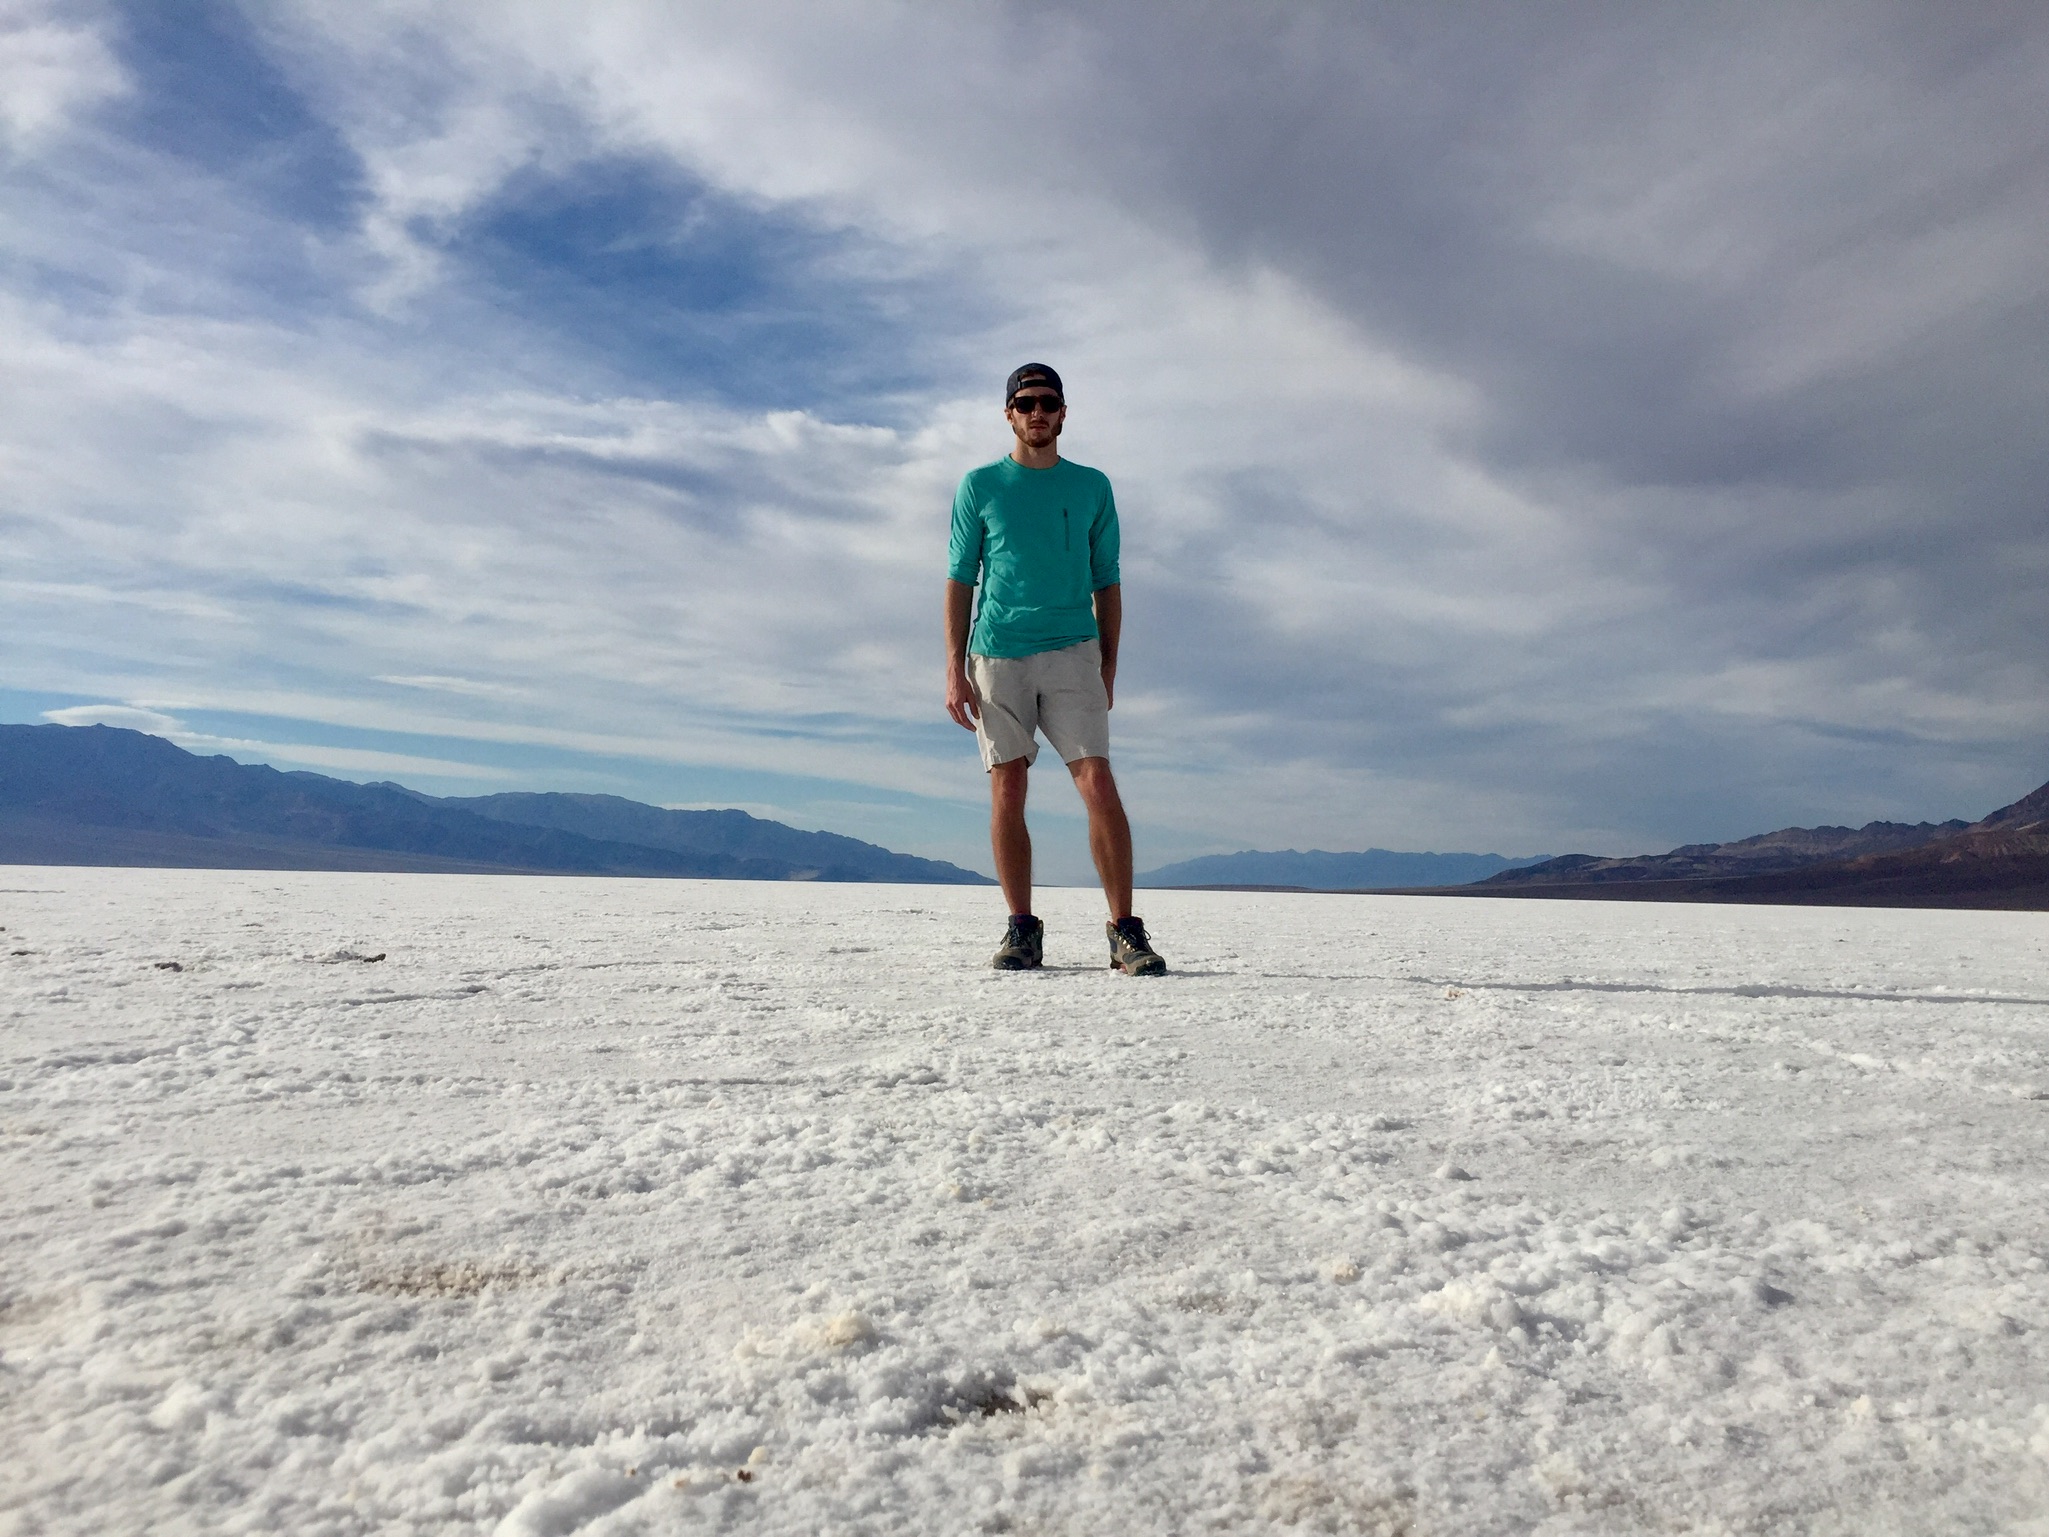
[3,1,2046,881]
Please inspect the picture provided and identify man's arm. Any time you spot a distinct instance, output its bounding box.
[1094,583,1121,710]
[945,579,978,730]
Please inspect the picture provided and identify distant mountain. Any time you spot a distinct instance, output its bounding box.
[1975,778,2049,833]
[1458,779,2049,910]
[1138,848,1551,890]
[1687,782,2049,908]
[0,725,991,885]
[445,792,974,885]
[1480,819,1968,886]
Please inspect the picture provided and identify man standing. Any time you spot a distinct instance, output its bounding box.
[944,364,1167,976]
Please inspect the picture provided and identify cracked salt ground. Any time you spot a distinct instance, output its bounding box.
[2,871,2047,1534]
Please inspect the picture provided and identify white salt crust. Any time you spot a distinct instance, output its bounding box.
[2,869,2046,1534]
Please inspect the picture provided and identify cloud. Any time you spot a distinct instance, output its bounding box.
[0,1,125,153]
[376,675,527,699]
[3,3,2045,874]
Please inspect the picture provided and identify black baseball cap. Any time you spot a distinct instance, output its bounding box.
[1005,363,1063,405]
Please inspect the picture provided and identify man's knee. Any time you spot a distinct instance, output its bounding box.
[990,758,1029,811]
[1068,755,1120,809]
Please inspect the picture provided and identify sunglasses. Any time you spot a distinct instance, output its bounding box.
[1009,394,1064,415]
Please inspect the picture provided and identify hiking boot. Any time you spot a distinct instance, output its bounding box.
[992,915,1044,970]
[1107,916,1166,976]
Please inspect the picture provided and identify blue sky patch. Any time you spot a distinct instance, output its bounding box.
[107,0,366,232]
[440,156,969,417]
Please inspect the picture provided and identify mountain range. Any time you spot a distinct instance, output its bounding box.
[0,725,990,885]
[1482,819,1967,886]
[8,722,2043,908]
[1461,780,2049,910]
[1133,781,2049,911]
[1137,848,1550,890]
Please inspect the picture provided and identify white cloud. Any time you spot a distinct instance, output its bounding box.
[376,675,528,699]
[0,1,124,153]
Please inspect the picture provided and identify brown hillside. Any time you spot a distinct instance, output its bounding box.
[1448,775,2049,911]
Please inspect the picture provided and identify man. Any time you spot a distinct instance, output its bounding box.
[944,363,1167,976]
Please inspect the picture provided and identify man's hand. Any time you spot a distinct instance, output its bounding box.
[1102,660,1116,711]
[946,663,980,730]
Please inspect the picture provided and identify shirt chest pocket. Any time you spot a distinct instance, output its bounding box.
[999,508,1073,559]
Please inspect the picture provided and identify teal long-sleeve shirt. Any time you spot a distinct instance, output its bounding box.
[946,456,1121,659]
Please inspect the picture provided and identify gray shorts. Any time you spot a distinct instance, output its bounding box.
[969,640,1111,770]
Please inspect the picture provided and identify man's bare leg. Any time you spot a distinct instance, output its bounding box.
[990,758,1033,914]
[1068,755,1133,921]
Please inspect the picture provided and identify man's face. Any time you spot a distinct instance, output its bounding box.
[1007,386,1064,448]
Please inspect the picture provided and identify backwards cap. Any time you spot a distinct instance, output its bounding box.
[1004,363,1063,405]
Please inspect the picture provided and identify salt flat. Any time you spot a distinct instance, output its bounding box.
[2,868,2046,1536]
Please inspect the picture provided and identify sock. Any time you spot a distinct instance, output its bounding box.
[1011,912,1037,926]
